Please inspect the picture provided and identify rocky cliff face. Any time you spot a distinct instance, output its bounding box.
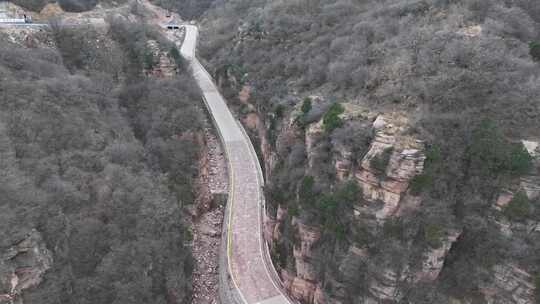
[0,230,52,304]
[480,141,540,304]
[353,114,426,220]
[260,103,435,303]
[247,95,539,304]
[276,220,324,304]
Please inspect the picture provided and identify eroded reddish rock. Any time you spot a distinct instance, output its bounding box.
[271,219,323,304]
[290,277,317,303]
[355,121,425,220]
[495,190,514,210]
[0,230,52,303]
[368,269,404,302]
[313,286,326,304]
[296,223,321,259]
[264,213,277,243]
[293,250,318,281]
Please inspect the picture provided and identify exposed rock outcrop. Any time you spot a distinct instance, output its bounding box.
[305,122,324,171]
[261,109,434,303]
[0,230,52,304]
[241,85,538,304]
[520,140,540,201]
[281,268,324,304]
[334,144,354,181]
[354,115,426,220]
[295,222,321,260]
[368,269,404,302]
[279,219,323,303]
[520,175,540,201]
[467,140,539,304]
[265,205,323,303]
[414,230,461,283]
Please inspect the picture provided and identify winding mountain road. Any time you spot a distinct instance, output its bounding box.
[179,25,291,304]
[1,1,291,300]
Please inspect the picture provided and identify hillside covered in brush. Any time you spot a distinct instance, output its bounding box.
[198,0,540,303]
[0,10,201,304]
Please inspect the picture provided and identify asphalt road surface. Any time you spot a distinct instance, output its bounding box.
[180,25,291,304]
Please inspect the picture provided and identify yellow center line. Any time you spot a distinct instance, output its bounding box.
[225,144,248,303]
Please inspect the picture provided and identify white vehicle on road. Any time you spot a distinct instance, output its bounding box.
[0,16,31,23]
[0,12,32,24]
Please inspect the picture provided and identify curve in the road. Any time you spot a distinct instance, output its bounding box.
[179,25,292,304]
[1,8,289,302]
